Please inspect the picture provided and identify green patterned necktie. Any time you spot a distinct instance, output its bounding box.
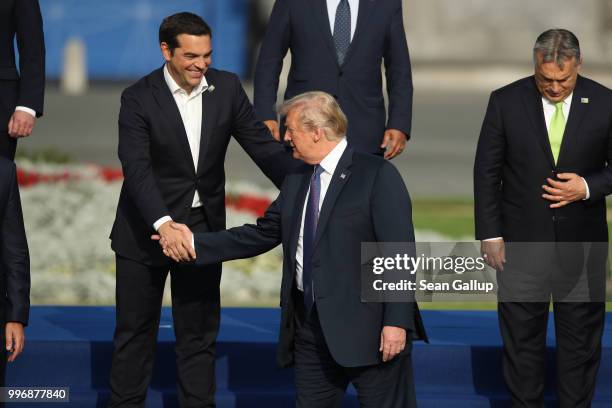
[548,102,566,164]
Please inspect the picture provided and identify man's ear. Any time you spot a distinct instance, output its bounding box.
[313,127,323,143]
[160,42,172,62]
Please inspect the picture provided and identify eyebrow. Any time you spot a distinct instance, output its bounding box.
[183,50,213,58]
[540,73,572,82]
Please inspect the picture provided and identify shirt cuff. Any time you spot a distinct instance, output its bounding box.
[153,216,172,231]
[483,237,503,241]
[581,177,590,200]
[191,234,195,251]
[15,106,36,117]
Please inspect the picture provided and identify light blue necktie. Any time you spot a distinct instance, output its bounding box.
[333,0,351,65]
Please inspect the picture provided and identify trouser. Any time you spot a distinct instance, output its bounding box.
[498,301,605,407]
[109,207,221,408]
[293,291,416,408]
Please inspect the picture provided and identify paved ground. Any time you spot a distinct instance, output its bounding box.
[19,83,490,198]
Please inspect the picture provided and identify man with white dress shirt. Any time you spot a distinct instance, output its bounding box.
[475,29,612,407]
[157,91,427,407]
[254,0,412,159]
[108,12,297,407]
[0,0,45,160]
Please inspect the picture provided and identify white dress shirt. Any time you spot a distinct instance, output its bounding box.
[542,93,572,134]
[326,0,359,41]
[15,106,36,117]
[295,137,348,291]
[153,64,209,231]
[484,93,588,241]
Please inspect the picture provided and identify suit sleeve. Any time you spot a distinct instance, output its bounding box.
[474,92,505,240]
[230,74,300,188]
[371,161,416,331]
[194,190,283,265]
[118,89,169,227]
[1,163,30,325]
[253,0,291,121]
[383,0,412,137]
[15,0,45,116]
[584,104,612,201]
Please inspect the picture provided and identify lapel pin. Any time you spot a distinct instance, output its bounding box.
[340,173,346,179]
[581,97,589,104]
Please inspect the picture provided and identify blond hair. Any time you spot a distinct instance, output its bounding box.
[279,91,347,141]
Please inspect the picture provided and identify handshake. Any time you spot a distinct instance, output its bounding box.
[151,221,196,263]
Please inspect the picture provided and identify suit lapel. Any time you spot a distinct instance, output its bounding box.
[197,74,216,175]
[557,76,588,167]
[313,0,341,68]
[521,77,555,168]
[151,67,195,174]
[289,171,313,272]
[342,0,375,67]
[314,148,353,248]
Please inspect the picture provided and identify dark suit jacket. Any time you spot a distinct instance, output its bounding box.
[194,148,426,368]
[0,158,30,325]
[254,0,412,154]
[0,0,45,116]
[110,67,297,266]
[474,75,612,243]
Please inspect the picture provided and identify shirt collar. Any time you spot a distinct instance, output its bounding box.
[163,64,208,96]
[542,92,573,108]
[318,137,347,176]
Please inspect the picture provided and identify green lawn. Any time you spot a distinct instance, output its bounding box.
[413,198,475,238]
[412,197,612,241]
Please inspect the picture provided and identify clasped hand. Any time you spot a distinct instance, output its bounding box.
[541,172,586,208]
[151,221,195,263]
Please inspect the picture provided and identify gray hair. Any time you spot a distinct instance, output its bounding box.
[533,29,581,68]
[279,92,347,141]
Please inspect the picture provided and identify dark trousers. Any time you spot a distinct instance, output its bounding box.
[0,81,18,161]
[498,301,605,408]
[109,208,221,408]
[293,294,416,408]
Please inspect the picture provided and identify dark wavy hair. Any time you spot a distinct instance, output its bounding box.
[159,12,212,53]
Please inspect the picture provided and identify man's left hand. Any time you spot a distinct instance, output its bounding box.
[379,325,406,362]
[5,322,25,362]
[381,129,407,159]
[8,111,36,138]
[542,173,586,208]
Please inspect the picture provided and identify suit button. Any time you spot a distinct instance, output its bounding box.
[552,216,556,221]
[339,71,343,77]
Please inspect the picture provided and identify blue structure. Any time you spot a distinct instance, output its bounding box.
[39,0,249,80]
[6,307,612,407]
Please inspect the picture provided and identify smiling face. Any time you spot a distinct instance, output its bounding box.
[161,34,212,94]
[534,53,581,103]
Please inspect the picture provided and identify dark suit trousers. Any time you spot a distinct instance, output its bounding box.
[498,301,605,408]
[0,81,19,160]
[109,207,221,408]
[293,292,416,408]
[0,321,6,387]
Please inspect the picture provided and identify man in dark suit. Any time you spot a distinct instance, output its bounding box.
[108,12,297,407]
[158,91,426,407]
[0,0,45,160]
[0,158,30,384]
[474,29,612,407]
[254,0,412,159]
